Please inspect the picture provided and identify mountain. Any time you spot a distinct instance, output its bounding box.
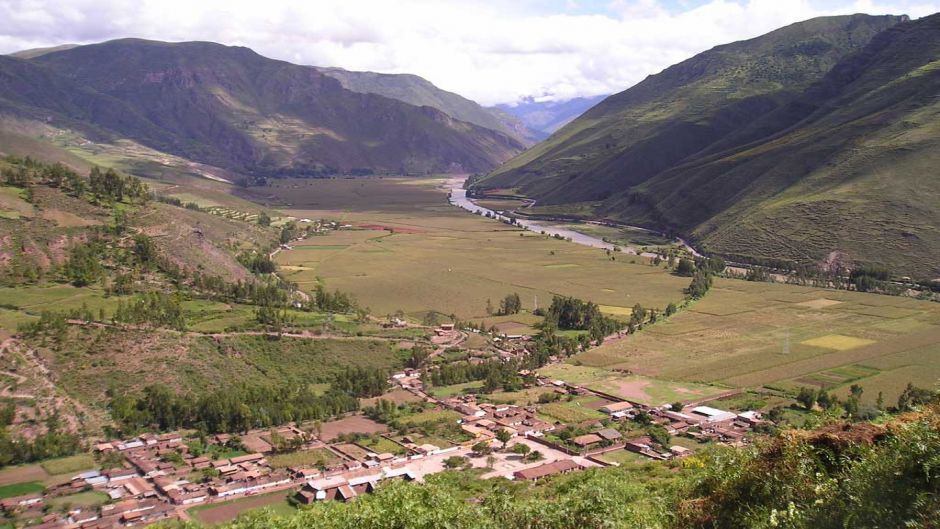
[8,44,79,59]
[0,39,525,176]
[494,94,607,135]
[315,67,541,145]
[473,14,940,277]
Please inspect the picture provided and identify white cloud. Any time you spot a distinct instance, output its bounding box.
[0,0,936,105]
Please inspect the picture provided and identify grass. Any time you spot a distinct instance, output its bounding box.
[359,436,407,455]
[800,335,877,351]
[431,381,484,397]
[538,398,606,423]
[539,364,727,406]
[396,409,461,427]
[270,177,689,320]
[46,490,110,509]
[597,449,650,466]
[0,481,44,499]
[40,454,96,476]
[267,448,339,469]
[579,278,940,404]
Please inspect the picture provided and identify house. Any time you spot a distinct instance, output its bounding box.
[596,428,623,442]
[572,433,603,448]
[669,446,692,458]
[599,402,634,415]
[513,460,581,481]
[0,494,43,512]
[690,406,737,423]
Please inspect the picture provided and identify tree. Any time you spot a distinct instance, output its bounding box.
[495,429,512,450]
[526,450,544,462]
[511,443,531,456]
[647,424,671,447]
[665,302,678,317]
[443,456,468,469]
[671,402,684,412]
[797,387,817,410]
[498,293,522,315]
[257,211,272,226]
[471,441,492,456]
[675,258,696,276]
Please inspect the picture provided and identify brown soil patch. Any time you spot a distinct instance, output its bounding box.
[193,493,290,525]
[361,389,421,408]
[40,209,101,227]
[612,379,652,401]
[581,398,615,410]
[316,415,388,442]
[796,298,844,310]
[0,464,47,487]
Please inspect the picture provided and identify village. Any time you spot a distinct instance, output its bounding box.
[0,322,773,529]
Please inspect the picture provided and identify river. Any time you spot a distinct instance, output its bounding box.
[446,176,703,258]
[447,177,635,253]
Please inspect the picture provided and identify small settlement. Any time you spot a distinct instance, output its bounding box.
[2,325,773,528]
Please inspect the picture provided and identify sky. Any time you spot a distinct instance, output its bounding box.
[1,0,938,106]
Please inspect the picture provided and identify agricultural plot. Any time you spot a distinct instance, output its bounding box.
[538,364,727,406]
[271,177,689,320]
[191,490,296,525]
[537,397,607,423]
[580,279,940,404]
[267,448,339,469]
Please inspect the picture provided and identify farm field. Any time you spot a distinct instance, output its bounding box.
[313,416,388,442]
[578,279,940,404]
[538,364,729,406]
[190,490,296,525]
[267,448,339,469]
[537,396,607,423]
[269,177,689,320]
[0,481,44,499]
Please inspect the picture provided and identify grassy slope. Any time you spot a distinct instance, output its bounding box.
[476,15,940,276]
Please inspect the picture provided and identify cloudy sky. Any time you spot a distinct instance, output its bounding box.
[1,0,937,105]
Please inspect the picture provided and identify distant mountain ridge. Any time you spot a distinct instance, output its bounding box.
[494,95,607,135]
[0,39,525,176]
[474,13,940,277]
[314,66,542,145]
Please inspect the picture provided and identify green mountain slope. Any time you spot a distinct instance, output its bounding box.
[1,39,524,176]
[473,14,940,277]
[316,67,541,145]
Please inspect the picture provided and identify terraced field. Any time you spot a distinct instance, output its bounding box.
[578,279,940,404]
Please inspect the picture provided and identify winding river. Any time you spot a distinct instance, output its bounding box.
[446,176,702,258]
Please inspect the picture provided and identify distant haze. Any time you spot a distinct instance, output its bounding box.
[1,0,939,105]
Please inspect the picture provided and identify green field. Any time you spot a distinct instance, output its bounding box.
[430,381,484,397]
[539,364,728,406]
[395,409,461,427]
[578,279,940,404]
[0,481,44,499]
[270,178,688,320]
[39,454,96,476]
[537,397,606,423]
[47,490,110,509]
[358,436,407,455]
